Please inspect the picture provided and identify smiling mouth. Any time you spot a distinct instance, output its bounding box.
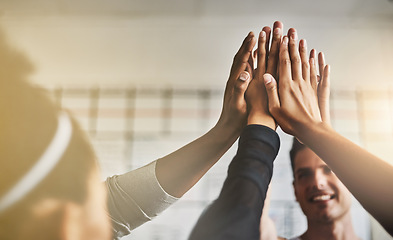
[310,194,335,202]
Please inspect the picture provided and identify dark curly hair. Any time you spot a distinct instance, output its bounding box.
[289,137,307,178]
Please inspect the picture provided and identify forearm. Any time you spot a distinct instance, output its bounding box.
[155,120,241,197]
[106,161,178,239]
[189,125,280,240]
[260,186,278,240]
[298,122,393,234]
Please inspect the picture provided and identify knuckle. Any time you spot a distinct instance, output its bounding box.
[267,83,277,92]
[258,47,266,55]
[302,61,310,70]
[280,58,291,66]
[234,81,248,93]
[289,42,297,50]
[292,56,301,64]
[258,51,266,59]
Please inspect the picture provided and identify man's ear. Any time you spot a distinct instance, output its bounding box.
[293,180,299,202]
[60,202,83,240]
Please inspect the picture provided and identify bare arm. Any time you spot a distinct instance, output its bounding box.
[263,32,393,236]
[260,187,278,240]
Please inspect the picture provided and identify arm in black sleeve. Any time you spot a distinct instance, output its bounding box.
[188,125,280,240]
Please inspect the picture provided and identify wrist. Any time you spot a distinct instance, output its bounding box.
[247,111,276,130]
[295,120,331,144]
[214,116,245,141]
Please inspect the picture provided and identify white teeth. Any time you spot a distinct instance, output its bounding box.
[313,195,331,201]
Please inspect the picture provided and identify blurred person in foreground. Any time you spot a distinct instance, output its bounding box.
[0,21,283,240]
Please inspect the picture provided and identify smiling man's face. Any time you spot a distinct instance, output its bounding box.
[292,147,352,223]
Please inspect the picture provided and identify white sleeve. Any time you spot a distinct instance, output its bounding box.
[105,160,179,239]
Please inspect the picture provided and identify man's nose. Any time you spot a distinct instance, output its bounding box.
[311,170,328,190]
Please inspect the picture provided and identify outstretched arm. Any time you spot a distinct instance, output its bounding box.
[263,31,393,236]
[107,30,258,238]
[155,31,257,198]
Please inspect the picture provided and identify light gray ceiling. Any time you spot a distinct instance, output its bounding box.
[0,0,392,87]
[0,0,392,19]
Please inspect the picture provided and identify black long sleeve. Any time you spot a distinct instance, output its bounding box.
[188,125,280,240]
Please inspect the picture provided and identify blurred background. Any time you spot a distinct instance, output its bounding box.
[1,0,393,239]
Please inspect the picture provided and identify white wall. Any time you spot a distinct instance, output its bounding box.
[1,0,393,88]
[1,0,392,239]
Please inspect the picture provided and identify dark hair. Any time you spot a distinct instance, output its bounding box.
[289,137,306,177]
[0,30,97,240]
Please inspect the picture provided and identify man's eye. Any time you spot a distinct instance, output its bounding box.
[297,172,310,179]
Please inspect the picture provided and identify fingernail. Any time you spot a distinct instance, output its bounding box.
[247,31,253,41]
[274,28,280,35]
[301,39,307,48]
[260,30,266,38]
[263,74,272,84]
[283,36,288,45]
[239,72,249,81]
[248,33,255,42]
[311,49,316,57]
[291,31,297,40]
[310,57,315,65]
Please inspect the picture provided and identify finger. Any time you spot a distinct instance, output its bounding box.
[231,32,256,73]
[266,22,283,78]
[263,73,280,116]
[246,60,253,77]
[234,71,251,108]
[263,26,271,68]
[257,30,267,79]
[279,36,291,83]
[273,21,283,33]
[318,52,325,78]
[299,39,309,82]
[309,49,318,91]
[253,49,258,63]
[229,32,256,90]
[252,50,258,76]
[288,28,302,80]
[309,48,317,59]
[318,65,331,124]
[248,49,255,73]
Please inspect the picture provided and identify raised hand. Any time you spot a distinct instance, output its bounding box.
[216,31,257,133]
[263,28,330,138]
[263,29,393,237]
[245,21,283,129]
[154,31,258,198]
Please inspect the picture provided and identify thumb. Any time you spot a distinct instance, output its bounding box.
[318,65,331,125]
[233,71,251,103]
[263,73,280,114]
